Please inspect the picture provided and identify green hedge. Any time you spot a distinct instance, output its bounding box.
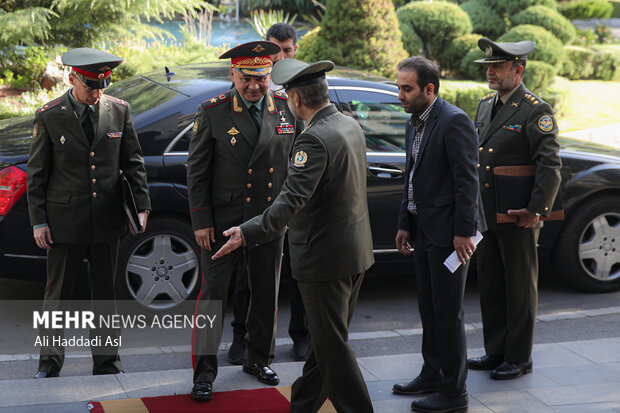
[522,60,557,91]
[397,1,472,60]
[484,0,557,16]
[460,0,507,39]
[559,45,596,79]
[537,76,571,118]
[296,26,320,62]
[437,33,481,72]
[559,0,613,19]
[511,5,577,44]
[499,25,566,67]
[399,19,424,56]
[591,45,620,80]
[458,48,488,81]
[612,0,620,17]
[442,80,492,119]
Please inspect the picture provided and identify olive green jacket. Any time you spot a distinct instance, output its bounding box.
[475,82,562,230]
[27,91,150,244]
[187,88,302,237]
[241,104,375,281]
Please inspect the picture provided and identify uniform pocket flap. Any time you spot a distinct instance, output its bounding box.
[46,190,71,204]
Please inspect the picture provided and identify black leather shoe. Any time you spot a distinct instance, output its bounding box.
[191,381,213,401]
[490,361,533,380]
[292,339,308,361]
[411,392,469,413]
[393,375,440,395]
[227,340,245,365]
[467,354,503,371]
[33,371,59,379]
[243,362,280,385]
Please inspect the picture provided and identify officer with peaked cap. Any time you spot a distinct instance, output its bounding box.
[467,38,561,380]
[27,48,151,378]
[187,41,303,401]
[212,58,375,412]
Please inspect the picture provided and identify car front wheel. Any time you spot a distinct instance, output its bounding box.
[115,217,201,311]
[555,195,620,293]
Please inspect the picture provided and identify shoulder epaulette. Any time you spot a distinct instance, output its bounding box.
[523,92,540,106]
[481,92,496,101]
[202,90,232,109]
[105,95,129,106]
[36,96,63,113]
[273,90,288,100]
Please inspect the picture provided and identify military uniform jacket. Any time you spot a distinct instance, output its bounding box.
[240,104,375,282]
[187,88,302,237]
[475,83,561,230]
[27,91,151,244]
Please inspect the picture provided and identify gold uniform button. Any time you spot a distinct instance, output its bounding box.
[248,169,253,174]
[246,197,251,203]
[92,192,97,197]
[91,178,96,184]
[544,207,549,211]
[485,166,491,171]
[488,148,494,153]
[267,182,272,188]
[269,168,274,173]
[267,197,272,202]
[90,152,95,157]
[91,165,96,170]
[247,183,252,189]
[484,183,490,188]
[476,163,480,169]
[479,147,483,152]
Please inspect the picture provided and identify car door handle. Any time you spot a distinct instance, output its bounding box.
[368,165,403,178]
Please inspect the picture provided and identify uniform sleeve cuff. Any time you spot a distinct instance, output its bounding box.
[33,223,48,230]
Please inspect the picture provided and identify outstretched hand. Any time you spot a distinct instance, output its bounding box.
[211,227,245,260]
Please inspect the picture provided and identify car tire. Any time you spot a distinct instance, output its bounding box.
[555,195,620,293]
[115,217,201,311]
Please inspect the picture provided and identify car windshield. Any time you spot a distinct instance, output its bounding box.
[105,76,180,117]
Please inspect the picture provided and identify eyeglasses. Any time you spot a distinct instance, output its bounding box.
[73,73,106,93]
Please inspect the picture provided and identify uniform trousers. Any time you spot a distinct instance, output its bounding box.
[192,235,283,383]
[476,226,540,363]
[38,240,123,375]
[291,272,373,413]
[411,215,468,397]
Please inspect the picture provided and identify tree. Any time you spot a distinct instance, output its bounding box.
[304,0,407,78]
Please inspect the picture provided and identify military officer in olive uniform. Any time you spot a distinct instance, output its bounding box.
[467,38,561,380]
[27,48,151,378]
[187,41,302,401]
[213,58,375,413]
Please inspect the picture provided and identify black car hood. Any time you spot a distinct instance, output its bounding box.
[0,116,33,167]
[559,136,620,162]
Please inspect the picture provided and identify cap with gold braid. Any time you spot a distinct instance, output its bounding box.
[61,47,123,89]
[219,41,281,77]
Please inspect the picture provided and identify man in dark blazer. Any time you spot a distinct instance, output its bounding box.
[27,48,151,378]
[392,57,485,413]
[213,58,375,413]
[187,41,302,401]
[467,38,561,380]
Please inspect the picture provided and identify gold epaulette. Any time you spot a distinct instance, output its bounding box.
[481,92,496,101]
[202,90,232,109]
[523,93,539,105]
[273,90,288,100]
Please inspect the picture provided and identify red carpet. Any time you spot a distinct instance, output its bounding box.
[88,386,336,413]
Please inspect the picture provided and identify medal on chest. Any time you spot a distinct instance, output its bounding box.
[276,110,295,135]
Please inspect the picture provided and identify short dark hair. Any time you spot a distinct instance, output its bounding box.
[266,23,298,45]
[397,57,440,95]
[288,79,329,109]
[511,58,527,70]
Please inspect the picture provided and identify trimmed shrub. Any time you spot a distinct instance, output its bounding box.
[538,76,571,117]
[310,0,408,78]
[522,60,556,92]
[458,48,488,81]
[460,0,507,39]
[573,28,597,47]
[296,26,320,62]
[485,0,557,16]
[437,33,481,72]
[442,80,493,120]
[397,1,472,60]
[612,0,620,17]
[591,45,620,80]
[559,0,613,20]
[511,6,577,44]
[499,25,566,67]
[559,46,596,79]
[399,19,424,56]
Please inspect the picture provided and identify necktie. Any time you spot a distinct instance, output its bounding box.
[81,107,94,145]
[248,105,261,131]
[491,99,503,120]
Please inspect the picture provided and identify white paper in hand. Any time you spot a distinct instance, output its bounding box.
[443,231,484,273]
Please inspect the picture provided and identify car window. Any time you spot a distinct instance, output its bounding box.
[170,127,192,152]
[105,76,181,117]
[335,88,408,153]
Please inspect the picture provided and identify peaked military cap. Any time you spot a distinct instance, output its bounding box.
[271,58,334,90]
[475,37,536,64]
[220,41,281,77]
[61,47,123,89]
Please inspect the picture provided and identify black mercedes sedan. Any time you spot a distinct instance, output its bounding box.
[1,62,619,311]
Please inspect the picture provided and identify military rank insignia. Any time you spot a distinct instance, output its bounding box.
[293,150,308,167]
[193,119,200,135]
[60,136,66,144]
[107,132,123,139]
[538,115,554,132]
[502,124,522,133]
[276,111,295,134]
[32,124,38,141]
